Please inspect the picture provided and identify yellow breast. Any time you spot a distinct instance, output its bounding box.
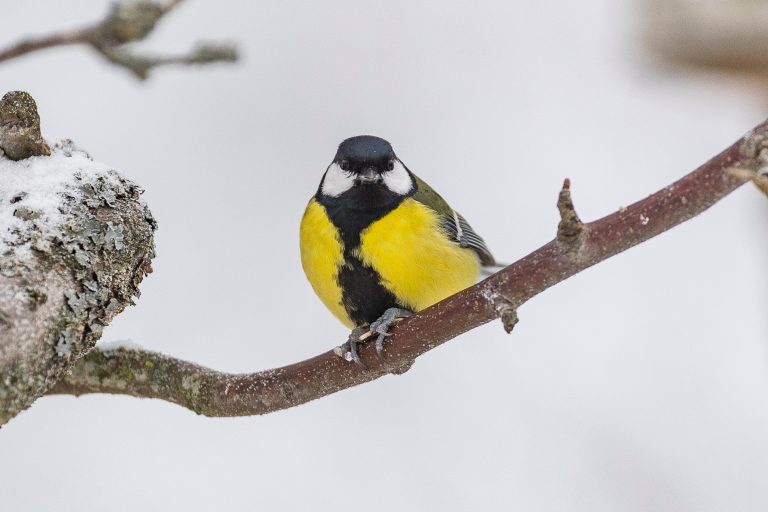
[299,199,353,327]
[356,198,480,312]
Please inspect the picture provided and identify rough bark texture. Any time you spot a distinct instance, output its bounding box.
[0,91,50,161]
[0,93,156,425]
[48,120,768,418]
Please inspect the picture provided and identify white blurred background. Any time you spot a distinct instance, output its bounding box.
[1,1,766,510]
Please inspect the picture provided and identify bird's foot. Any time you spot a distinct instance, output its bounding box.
[369,307,412,358]
[337,327,370,368]
[335,309,412,367]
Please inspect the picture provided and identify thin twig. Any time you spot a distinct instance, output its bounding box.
[48,121,767,416]
[0,0,237,80]
[0,30,92,62]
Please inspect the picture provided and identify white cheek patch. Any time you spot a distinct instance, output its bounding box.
[383,160,413,195]
[321,163,355,197]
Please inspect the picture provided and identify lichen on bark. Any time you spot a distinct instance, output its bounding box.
[0,139,156,425]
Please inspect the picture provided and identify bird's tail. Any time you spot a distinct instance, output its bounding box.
[480,261,509,277]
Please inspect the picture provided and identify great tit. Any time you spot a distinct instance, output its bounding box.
[300,135,496,365]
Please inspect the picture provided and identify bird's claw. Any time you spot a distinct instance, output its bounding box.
[375,332,392,357]
[339,327,370,368]
[337,309,412,367]
[370,308,412,359]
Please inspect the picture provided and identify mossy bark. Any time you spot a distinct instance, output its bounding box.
[0,160,156,426]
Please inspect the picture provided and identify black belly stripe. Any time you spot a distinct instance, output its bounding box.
[337,253,401,326]
[316,186,411,325]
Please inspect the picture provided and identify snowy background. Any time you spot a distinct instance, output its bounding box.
[1,1,767,511]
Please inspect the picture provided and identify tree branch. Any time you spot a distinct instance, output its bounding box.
[0,91,156,425]
[0,0,237,80]
[48,121,768,417]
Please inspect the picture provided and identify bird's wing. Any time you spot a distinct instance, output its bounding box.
[412,174,496,266]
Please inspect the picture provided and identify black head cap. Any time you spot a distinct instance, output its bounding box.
[334,135,395,165]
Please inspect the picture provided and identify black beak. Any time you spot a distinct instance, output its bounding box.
[356,167,381,184]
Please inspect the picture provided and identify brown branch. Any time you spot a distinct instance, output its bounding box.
[48,121,768,417]
[0,0,237,80]
[0,30,91,62]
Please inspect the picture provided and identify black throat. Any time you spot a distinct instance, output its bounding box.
[315,185,408,248]
[315,184,413,325]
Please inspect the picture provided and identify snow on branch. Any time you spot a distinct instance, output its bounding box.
[0,91,156,425]
[47,120,768,418]
[0,0,237,80]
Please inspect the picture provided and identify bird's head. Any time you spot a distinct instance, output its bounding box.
[319,136,414,207]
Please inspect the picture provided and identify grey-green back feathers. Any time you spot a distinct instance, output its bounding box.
[412,174,496,266]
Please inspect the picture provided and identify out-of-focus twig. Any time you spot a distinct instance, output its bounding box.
[643,0,768,75]
[0,0,237,80]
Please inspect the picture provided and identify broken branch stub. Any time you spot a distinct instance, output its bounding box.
[0,91,51,161]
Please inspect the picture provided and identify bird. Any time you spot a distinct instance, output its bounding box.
[299,135,496,366]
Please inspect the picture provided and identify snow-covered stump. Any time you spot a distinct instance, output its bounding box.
[0,91,155,425]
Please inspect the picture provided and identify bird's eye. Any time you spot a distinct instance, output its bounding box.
[340,160,350,171]
[387,160,395,171]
